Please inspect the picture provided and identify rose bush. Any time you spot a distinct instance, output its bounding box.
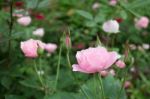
[0,0,150,99]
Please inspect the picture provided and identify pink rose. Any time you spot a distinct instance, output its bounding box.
[45,43,57,53]
[135,16,149,29]
[115,60,126,68]
[20,39,46,58]
[21,39,38,58]
[17,16,31,26]
[36,40,46,49]
[72,47,119,73]
[109,0,117,6]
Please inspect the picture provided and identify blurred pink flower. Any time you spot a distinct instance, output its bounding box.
[135,16,149,29]
[124,81,132,88]
[36,40,46,49]
[99,70,108,77]
[17,16,31,26]
[73,43,85,49]
[65,35,71,47]
[142,43,149,50]
[13,13,23,18]
[115,60,126,68]
[72,46,119,73]
[33,28,45,37]
[102,20,119,33]
[20,39,46,58]
[109,0,117,6]
[20,39,38,58]
[109,69,115,76]
[45,43,57,53]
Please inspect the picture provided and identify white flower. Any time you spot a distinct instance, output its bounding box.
[92,2,100,10]
[102,20,119,33]
[17,16,31,26]
[142,43,149,50]
[33,28,45,37]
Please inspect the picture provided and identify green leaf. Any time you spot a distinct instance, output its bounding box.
[76,10,93,20]
[80,75,127,99]
[1,76,12,89]
[120,10,128,19]
[85,21,97,27]
[19,79,40,90]
[37,0,51,9]
[103,75,126,99]
[25,0,39,9]
[47,92,83,99]
[5,95,25,99]
[127,0,150,9]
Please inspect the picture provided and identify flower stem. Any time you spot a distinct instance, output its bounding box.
[55,45,62,90]
[66,50,72,68]
[8,0,14,66]
[98,74,105,99]
[34,59,44,88]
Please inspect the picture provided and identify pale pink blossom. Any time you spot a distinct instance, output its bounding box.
[92,2,100,10]
[102,20,119,33]
[20,39,46,58]
[99,70,108,77]
[13,13,23,18]
[129,44,137,50]
[72,47,119,73]
[45,43,57,53]
[109,0,117,6]
[17,16,31,26]
[36,40,46,49]
[135,16,149,29]
[115,60,126,68]
[142,43,149,50]
[109,69,115,76]
[66,35,71,47]
[20,39,38,58]
[33,28,45,37]
[124,81,132,88]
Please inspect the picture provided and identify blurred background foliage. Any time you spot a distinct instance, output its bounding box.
[0,0,150,99]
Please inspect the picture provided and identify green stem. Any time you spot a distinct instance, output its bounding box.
[117,71,127,99]
[55,45,62,90]
[8,0,14,65]
[66,49,72,68]
[34,59,44,88]
[94,74,98,99]
[98,74,105,99]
